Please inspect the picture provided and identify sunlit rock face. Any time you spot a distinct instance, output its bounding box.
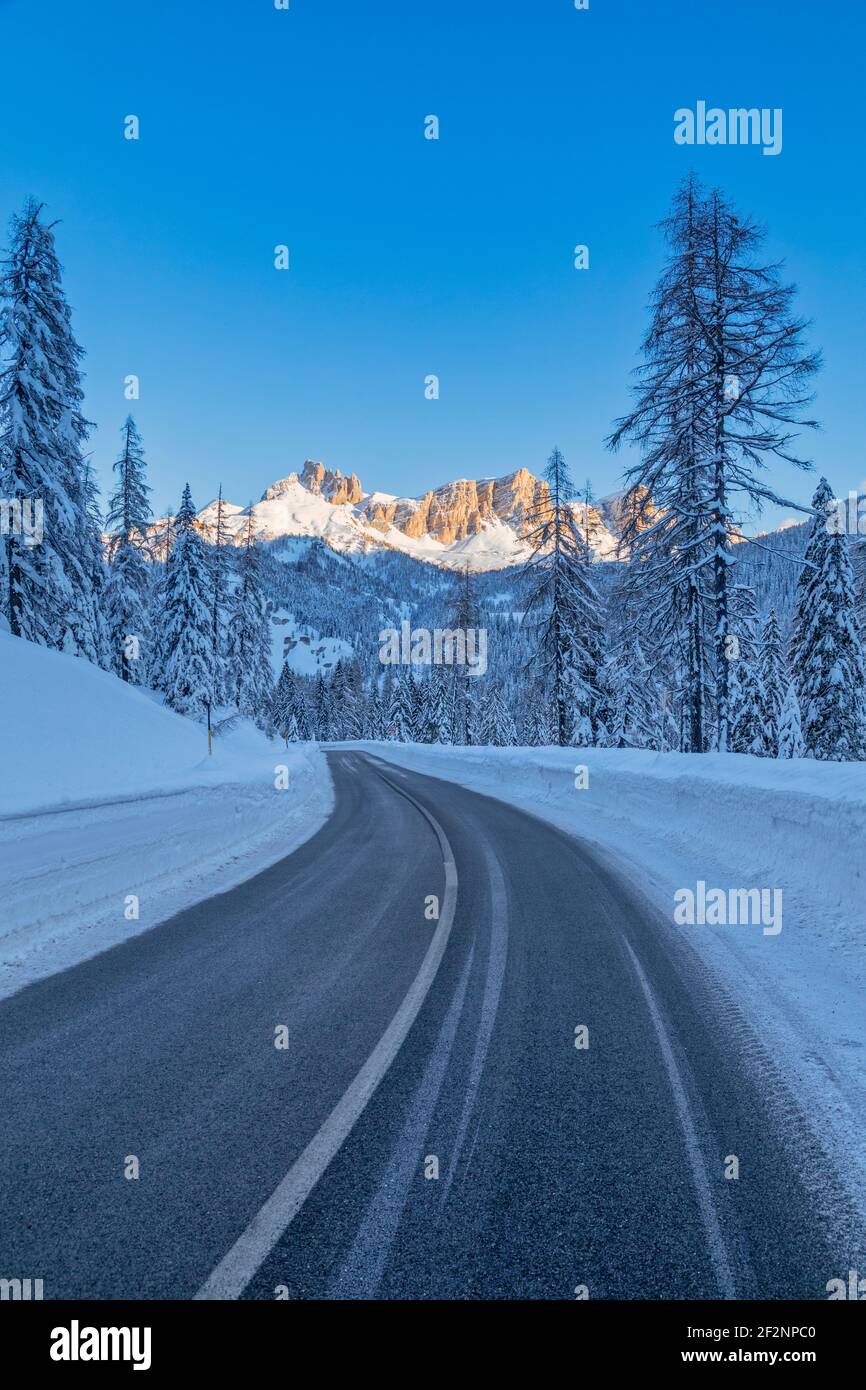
[361,468,552,543]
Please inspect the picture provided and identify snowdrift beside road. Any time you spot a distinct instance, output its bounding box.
[0,633,333,996]
[366,741,866,950]
[0,629,294,816]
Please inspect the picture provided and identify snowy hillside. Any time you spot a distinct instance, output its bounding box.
[270,609,353,677]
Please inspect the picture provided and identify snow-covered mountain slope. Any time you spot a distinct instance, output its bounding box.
[193,460,621,572]
[270,609,353,677]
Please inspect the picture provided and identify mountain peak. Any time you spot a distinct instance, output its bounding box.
[300,459,364,505]
[203,460,620,571]
[260,461,364,507]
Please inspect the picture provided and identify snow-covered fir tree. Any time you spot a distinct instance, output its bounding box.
[388,670,417,742]
[272,661,311,742]
[477,683,516,746]
[341,661,367,740]
[521,448,606,745]
[448,567,481,745]
[604,639,661,749]
[0,199,105,656]
[424,665,453,744]
[413,672,436,743]
[104,416,152,683]
[289,682,312,741]
[206,485,230,707]
[328,660,349,739]
[729,659,766,755]
[793,479,866,760]
[272,660,295,738]
[727,585,766,754]
[153,484,213,720]
[757,608,787,756]
[341,687,364,740]
[777,682,805,759]
[730,585,760,665]
[366,683,388,741]
[78,457,112,668]
[312,671,332,740]
[225,512,273,726]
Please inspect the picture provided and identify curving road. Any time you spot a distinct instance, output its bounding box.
[0,750,855,1299]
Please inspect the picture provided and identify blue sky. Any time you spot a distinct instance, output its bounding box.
[0,0,862,530]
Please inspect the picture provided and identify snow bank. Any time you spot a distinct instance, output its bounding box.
[1,630,292,816]
[364,741,866,1216]
[364,741,866,949]
[0,633,333,996]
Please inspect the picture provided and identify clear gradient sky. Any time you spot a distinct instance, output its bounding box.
[0,0,862,530]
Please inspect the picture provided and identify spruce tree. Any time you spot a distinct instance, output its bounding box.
[757,608,786,756]
[342,671,367,740]
[521,448,605,745]
[777,683,805,759]
[207,485,230,707]
[794,480,866,760]
[328,661,349,740]
[226,513,273,726]
[425,665,452,744]
[518,706,541,746]
[604,640,660,749]
[312,671,331,740]
[78,457,112,668]
[273,667,311,743]
[448,567,480,744]
[729,659,766,755]
[289,683,312,741]
[388,671,417,742]
[366,684,387,741]
[0,199,104,655]
[413,674,435,743]
[272,660,295,740]
[104,416,152,683]
[478,684,516,746]
[155,484,213,720]
[727,586,766,754]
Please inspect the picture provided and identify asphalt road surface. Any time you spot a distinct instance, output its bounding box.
[0,750,856,1299]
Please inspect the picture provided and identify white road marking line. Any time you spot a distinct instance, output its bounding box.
[329,942,475,1298]
[194,765,459,1300]
[622,937,737,1299]
[442,842,509,1199]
